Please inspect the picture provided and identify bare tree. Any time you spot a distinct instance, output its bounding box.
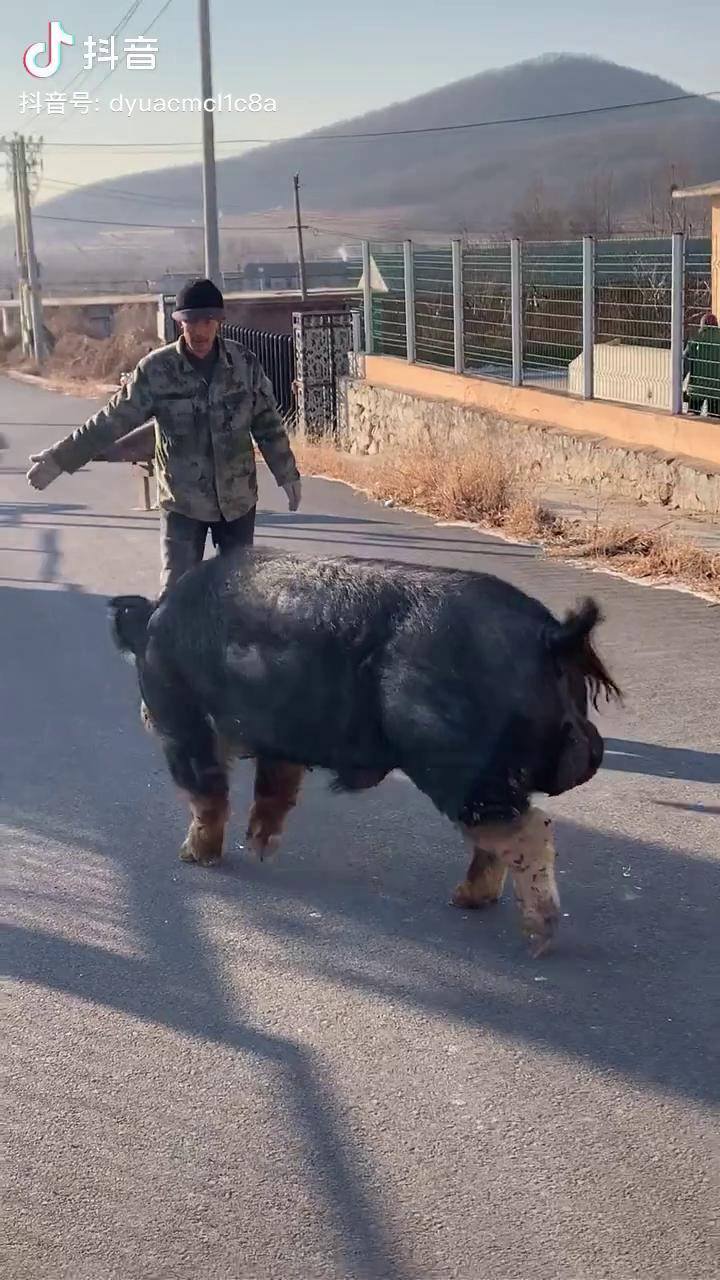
[510,180,566,240]
[640,164,709,237]
[568,170,619,238]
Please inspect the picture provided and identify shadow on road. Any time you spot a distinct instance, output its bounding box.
[652,800,720,815]
[604,738,720,785]
[257,510,535,558]
[0,499,87,527]
[258,527,535,558]
[0,583,416,1279]
[3,586,719,1273]
[0,523,84,590]
[0,499,158,541]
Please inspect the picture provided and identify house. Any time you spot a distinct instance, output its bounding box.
[241,259,362,292]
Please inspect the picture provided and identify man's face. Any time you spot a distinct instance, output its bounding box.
[182,316,220,356]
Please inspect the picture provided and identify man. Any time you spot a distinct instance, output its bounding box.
[26,278,302,592]
[683,311,720,418]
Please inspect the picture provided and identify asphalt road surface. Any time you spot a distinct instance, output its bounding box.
[2,376,719,1280]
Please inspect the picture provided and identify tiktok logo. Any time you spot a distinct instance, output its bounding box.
[23,20,74,78]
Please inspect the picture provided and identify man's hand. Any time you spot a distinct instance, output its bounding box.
[283,479,302,512]
[27,450,62,491]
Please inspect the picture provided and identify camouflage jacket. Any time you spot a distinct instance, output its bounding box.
[50,336,300,521]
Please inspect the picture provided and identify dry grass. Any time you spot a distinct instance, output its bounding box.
[0,303,160,387]
[2,303,157,388]
[45,329,156,385]
[293,435,537,530]
[293,435,720,600]
[47,306,97,340]
[553,522,720,595]
[45,302,158,383]
[0,333,22,365]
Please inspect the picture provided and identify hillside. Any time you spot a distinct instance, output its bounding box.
[3,54,719,277]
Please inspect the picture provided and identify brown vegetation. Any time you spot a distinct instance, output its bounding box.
[45,329,156,384]
[552,522,720,595]
[1,303,159,386]
[45,304,157,383]
[292,436,720,600]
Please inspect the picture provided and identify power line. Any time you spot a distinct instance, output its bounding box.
[7,1,146,138]
[306,219,442,239]
[4,201,529,241]
[92,0,176,96]
[32,177,441,233]
[144,0,176,31]
[37,176,304,230]
[40,175,202,209]
[32,87,720,147]
[34,212,301,230]
[62,0,145,96]
[36,141,268,152]
[16,0,176,143]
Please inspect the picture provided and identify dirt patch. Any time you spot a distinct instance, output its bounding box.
[293,436,720,601]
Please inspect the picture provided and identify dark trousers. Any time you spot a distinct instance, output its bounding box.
[160,507,256,593]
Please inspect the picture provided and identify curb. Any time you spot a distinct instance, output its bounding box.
[6,369,119,396]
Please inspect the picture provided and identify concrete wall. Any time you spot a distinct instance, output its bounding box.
[341,357,720,515]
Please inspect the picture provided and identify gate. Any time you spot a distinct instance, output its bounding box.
[220,322,295,417]
[292,310,358,438]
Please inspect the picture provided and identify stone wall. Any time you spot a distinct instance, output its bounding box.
[340,377,720,515]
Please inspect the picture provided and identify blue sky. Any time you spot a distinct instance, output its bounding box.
[1,0,717,219]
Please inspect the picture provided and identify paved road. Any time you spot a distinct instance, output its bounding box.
[2,376,719,1280]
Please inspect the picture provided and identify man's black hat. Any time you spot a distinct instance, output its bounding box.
[172,277,225,322]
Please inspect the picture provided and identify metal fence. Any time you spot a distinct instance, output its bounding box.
[219,322,295,416]
[523,240,583,391]
[683,243,720,415]
[413,245,454,368]
[370,245,407,359]
[362,235,719,420]
[463,244,513,378]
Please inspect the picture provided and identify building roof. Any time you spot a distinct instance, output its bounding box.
[672,181,720,199]
[243,260,361,279]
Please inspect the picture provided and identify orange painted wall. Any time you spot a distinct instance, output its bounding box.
[362,356,720,468]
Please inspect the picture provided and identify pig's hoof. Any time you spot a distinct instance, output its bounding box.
[451,880,500,909]
[246,831,281,862]
[180,836,222,867]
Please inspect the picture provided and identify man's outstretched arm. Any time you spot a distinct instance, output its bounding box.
[27,363,156,490]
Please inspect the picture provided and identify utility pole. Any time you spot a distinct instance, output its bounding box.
[10,141,31,355]
[1,134,44,360]
[293,173,308,301]
[198,0,221,287]
[17,135,46,365]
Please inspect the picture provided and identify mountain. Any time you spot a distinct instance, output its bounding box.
[4,54,720,276]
